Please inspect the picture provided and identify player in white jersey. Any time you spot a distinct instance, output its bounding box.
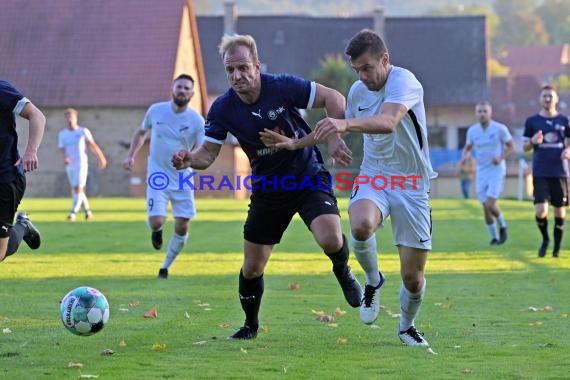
[58,108,107,221]
[122,74,205,279]
[262,29,436,346]
[463,101,514,245]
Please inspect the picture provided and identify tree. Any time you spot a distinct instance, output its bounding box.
[536,0,570,44]
[493,0,549,53]
[305,55,362,174]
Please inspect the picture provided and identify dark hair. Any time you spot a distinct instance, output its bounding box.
[541,84,557,92]
[345,29,388,59]
[174,74,195,84]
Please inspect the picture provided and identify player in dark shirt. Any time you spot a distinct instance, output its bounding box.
[172,34,361,340]
[0,80,45,262]
[523,85,570,257]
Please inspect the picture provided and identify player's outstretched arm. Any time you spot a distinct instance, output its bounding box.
[172,141,221,170]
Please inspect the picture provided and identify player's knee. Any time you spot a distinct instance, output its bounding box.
[402,273,423,293]
[351,223,376,241]
[315,232,342,253]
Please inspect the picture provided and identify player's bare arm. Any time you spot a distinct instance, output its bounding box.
[89,140,107,169]
[172,141,221,170]
[122,128,148,171]
[15,102,45,172]
[493,140,515,165]
[314,103,407,140]
[523,130,544,152]
[462,143,473,158]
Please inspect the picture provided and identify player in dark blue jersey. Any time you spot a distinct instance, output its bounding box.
[172,34,361,340]
[0,80,45,262]
[523,85,570,257]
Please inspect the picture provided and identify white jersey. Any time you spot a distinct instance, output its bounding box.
[346,66,437,190]
[141,101,205,190]
[58,127,93,168]
[466,120,512,173]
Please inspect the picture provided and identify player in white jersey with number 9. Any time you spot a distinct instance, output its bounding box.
[313,29,437,346]
[122,74,205,279]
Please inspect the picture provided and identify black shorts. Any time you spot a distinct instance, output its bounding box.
[0,174,26,237]
[533,177,568,207]
[243,172,340,245]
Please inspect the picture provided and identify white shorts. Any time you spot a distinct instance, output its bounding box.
[66,165,88,188]
[475,169,505,203]
[348,181,432,250]
[146,187,196,219]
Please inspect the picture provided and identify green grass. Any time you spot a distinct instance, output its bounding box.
[1,198,569,379]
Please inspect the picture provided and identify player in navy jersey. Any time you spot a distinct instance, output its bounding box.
[171,34,361,340]
[523,85,570,257]
[0,80,45,262]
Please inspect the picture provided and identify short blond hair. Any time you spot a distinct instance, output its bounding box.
[64,108,78,116]
[218,34,259,63]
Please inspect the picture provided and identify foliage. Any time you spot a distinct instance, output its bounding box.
[1,198,570,379]
[552,74,570,92]
[536,0,570,44]
[306,54,363,172]
[487,58,510,77]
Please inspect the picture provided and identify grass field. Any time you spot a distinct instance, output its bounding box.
[1,197,569,379]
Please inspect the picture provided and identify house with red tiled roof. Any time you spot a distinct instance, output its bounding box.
[498,44,570,83]
[0,0,248,198]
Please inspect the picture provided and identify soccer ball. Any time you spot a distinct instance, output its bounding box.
[60,286,110,336]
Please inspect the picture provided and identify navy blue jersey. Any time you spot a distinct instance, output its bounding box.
[524,113,570,178]
[0,80,24,183]
[205,73,325,189]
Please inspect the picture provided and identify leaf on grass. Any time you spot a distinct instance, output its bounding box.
[334,307,346,317]
[152,343,166,351]
[240,347,247,354]
[100,349,114,356]
[118,340,127,347]
[197,303,210,307]
[453,345,461,349]
[118,308,130,312]
[2,328,12,334]
[193,340,208,345]
[461,368,472,374]
[288,282,300,290]
[560,313,568,319]
[525,305,553,312]
[442,299,454,309]
[426,347,438,355]
[0,315,9,321]
[315,314,334,323]
[184,312,190,319]
[67,362,83,368]
[369,324,380,329]
[260,325,268,333]
[548,277,556,283]
[218,322,230,328]
[327,323,338,328]
[336,337,347,345]
[129,301,140,308]
[537,342,554,348]
[385,310,400,319]
[529,321,543,327]
[79,375,99,379]
[144,306,158,318]
[311,309,325,316]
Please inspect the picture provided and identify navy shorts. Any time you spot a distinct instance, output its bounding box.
[243,172,340,245]
[0,174,26,237]
[533,177,568,207]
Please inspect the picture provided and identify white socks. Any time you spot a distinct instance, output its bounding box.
[161,233,188,269]
[350,232,381,286]
[399,278,426,332]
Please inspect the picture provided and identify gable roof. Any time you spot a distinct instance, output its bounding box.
[0,0,204,109]
[197,15,488,106]
[499,44,570,80]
